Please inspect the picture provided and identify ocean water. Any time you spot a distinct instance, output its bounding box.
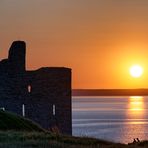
[72,96,148,144]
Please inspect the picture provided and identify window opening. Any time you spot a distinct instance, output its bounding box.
[28,85,32,93]
[53,104,56,116]
[22,104,25,117]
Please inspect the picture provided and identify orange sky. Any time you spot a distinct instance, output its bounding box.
[1,0,148,89]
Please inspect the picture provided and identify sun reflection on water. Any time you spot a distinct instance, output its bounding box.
[128,96,144,117]
[120,96,146,143]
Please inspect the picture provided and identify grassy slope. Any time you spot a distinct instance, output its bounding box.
[0,110,147,148]
[0,131,148,148]
[0,132,127,148]
[0,110,44,132]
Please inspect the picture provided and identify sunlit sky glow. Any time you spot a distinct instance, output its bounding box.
[1,0,148,89]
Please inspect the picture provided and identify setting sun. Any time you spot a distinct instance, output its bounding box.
[129,65,143,78]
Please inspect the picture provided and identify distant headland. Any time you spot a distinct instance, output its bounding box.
[72,89,148,96]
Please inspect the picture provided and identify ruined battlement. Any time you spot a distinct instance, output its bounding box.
[0,41,72,135]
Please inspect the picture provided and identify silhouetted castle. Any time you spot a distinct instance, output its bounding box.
[0,41,72,135]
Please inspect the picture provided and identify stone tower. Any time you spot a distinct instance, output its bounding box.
[8,41,26,73]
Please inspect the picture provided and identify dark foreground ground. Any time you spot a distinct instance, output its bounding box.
[0,110,148,148]
[0,131,148,148]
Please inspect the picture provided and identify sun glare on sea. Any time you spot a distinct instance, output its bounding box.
[129,96,144,112]
[128,96,145,121]
[129,65,143,78]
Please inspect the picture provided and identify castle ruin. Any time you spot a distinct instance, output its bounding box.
[0,41,72,135]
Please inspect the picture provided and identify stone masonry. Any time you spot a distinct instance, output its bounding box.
[0,41,72,135]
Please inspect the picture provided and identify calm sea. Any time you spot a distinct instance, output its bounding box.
[72,96,148,144]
